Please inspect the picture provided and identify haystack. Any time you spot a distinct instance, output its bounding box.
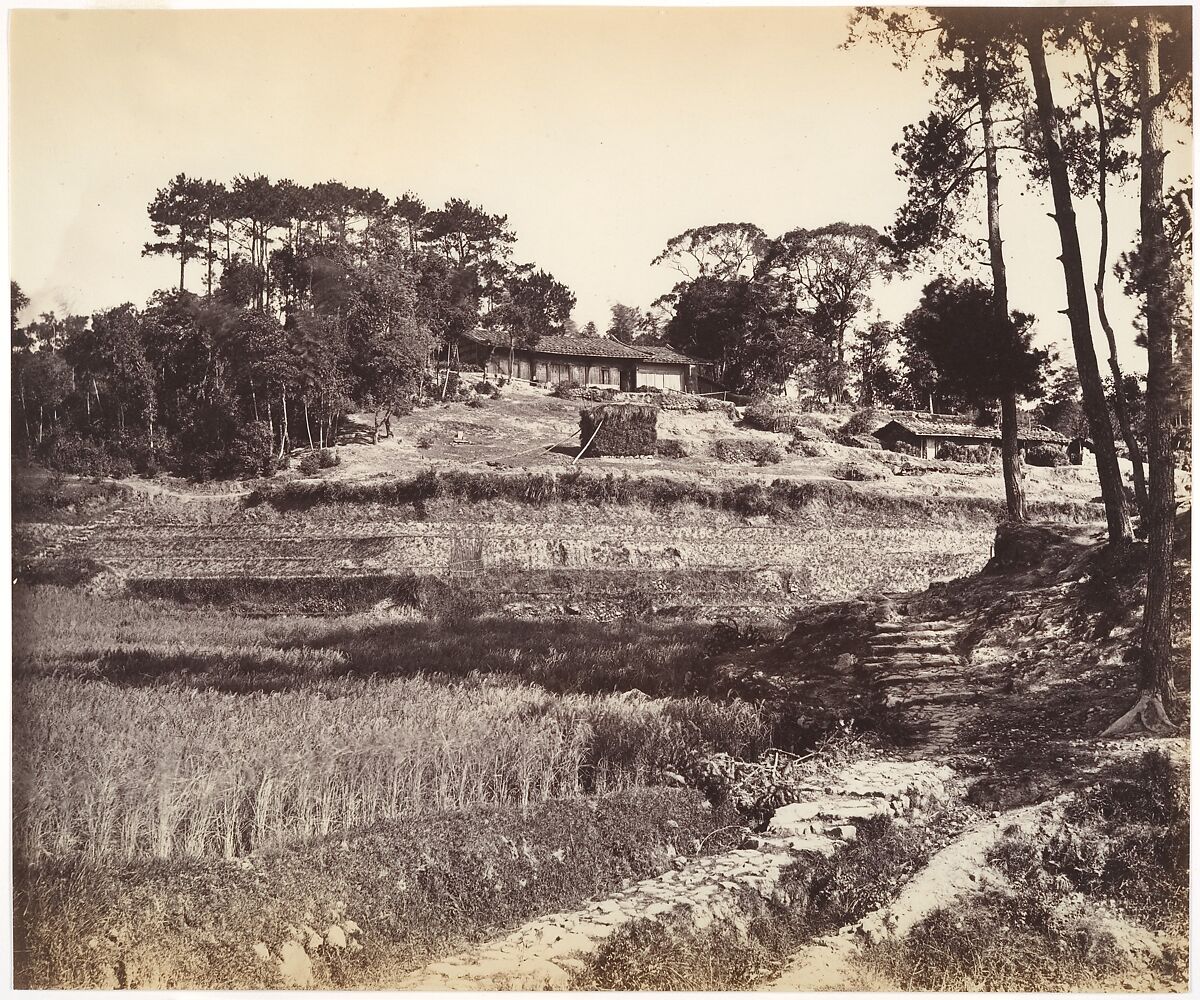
[579,403,657,457]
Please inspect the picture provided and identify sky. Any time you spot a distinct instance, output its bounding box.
[8,6,1193,374]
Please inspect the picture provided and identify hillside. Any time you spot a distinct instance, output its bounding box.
[14,382,1131,621]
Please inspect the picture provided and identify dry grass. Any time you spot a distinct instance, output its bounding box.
[13,587,771,863]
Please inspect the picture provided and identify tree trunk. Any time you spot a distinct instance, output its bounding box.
[1083,39,1149,511]
[971,42,1027,522]
[280,390,289,458]
[1106,12,1176,735]
[1024,24,1131,545]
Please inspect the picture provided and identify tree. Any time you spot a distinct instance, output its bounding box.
[759,223,893,402]
[11,281,29,351]
[143,174,208,291]
[900,278,1048,419]
[1023,13,1148,509]
[581,320,599,338]
[651,223,767,280]
[665,275,809,393]
[606,303,641,342]
[851,321,901,406]
[1022,13,1132,544]
[854,7,1032,520]
[1037,366,1090,440]
[1104,10,1190,735]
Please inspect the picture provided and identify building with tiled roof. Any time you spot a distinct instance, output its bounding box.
[873,412,1070,459]
[459,329,712,392]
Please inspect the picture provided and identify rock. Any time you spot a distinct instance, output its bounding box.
[325,925,348,949]
[830,825,858,842]
[277,940,313,987]
[252,941,271,963]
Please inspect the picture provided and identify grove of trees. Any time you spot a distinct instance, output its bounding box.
[12,177,576,476]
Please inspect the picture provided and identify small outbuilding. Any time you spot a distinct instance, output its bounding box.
[872,412,1070,460]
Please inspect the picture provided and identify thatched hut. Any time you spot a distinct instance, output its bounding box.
[579,403,658,457]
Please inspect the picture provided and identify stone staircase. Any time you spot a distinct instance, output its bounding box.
[389,759,955,991]
[862,616,983,753]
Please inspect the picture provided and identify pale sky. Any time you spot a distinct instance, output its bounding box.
[9,6,1193,373]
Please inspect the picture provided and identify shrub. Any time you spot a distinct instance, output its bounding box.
[711,438,784,465]
[935,442,997,464]
[789,440,830,459]
[839,408,889,437]
[552,380,584,398]
[698,396,734,415]
[831,461,889,482]
[416,577,493,624]
[318,448,340,469]
[580,403,657,457]
[790,425,829,443]
[886,440,918,456]
[298,452,321,476]
[1025,444,1069,467]
[466,395,486,409]
[655,439,692,459]
[756,442,786,466]
[415,430,436,449]
[743,397,808,434]
[229,421,276,478]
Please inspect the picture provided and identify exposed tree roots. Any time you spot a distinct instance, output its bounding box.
[1101,691,1177,737]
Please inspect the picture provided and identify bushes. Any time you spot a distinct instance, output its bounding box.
[935,442,998,464]
[711,438,786,465]
[831,461,889,482]
[839,407,889,437]
[319,448,340,468]
[298,452,321,476]
[415,577,494,624]
[1025,444,1069,467]
[580,403,658,457]
[655,438,692,459]
[743,397,808,434]
[552,380,584,398]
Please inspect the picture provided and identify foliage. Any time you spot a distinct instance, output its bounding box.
[13,173,578,480]
[935,442,998,465]
[710,438,785,466]
[900,278,1049,410]
[742,396,810,433]
[655,438,692,459]
[1025,444,1069,467]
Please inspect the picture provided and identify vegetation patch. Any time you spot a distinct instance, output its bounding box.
[15,787,737,990]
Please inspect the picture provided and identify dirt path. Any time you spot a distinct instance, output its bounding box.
[383,759,956,991]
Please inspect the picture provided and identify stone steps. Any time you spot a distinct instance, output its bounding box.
[390,759,956,990]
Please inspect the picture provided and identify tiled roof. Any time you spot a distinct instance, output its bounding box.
[463,329,703,363]
[876,413,1070,445]
[639,344,705,364]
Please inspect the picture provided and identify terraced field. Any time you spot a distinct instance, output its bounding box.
[16,516,996,617]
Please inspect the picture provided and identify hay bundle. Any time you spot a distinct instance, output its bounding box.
[579,403,657,457]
